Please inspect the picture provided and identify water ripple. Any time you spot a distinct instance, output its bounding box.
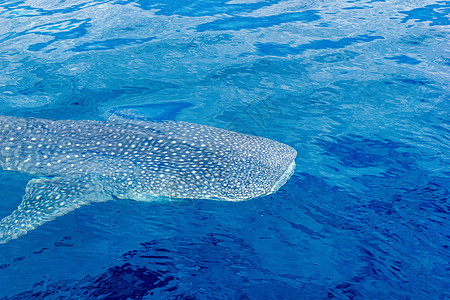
[400,2,450,26]
[257,34,384,56]
[0,0,448,298]
[196,10,320,32]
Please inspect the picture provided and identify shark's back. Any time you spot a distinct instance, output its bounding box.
[103,117,297,201]
[1,115,296,201]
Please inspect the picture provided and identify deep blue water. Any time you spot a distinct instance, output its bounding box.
[0,0,449,298]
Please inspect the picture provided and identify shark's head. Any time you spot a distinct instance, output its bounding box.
[212,139,297,201]
[132,120,297,202]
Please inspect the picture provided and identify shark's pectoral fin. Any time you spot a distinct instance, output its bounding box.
[0,176,110,244]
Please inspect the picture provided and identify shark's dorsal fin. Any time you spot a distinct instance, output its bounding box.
[0,176,111,243]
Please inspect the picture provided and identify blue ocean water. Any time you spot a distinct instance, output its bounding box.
[0,0,449,298]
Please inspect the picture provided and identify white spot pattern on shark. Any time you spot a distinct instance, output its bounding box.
[0,114,296,243]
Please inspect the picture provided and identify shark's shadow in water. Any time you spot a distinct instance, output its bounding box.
[0,114,296,243]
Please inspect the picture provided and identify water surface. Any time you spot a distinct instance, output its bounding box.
[0,0,449,298]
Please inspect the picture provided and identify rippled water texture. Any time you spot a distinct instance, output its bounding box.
[0,0,449,298]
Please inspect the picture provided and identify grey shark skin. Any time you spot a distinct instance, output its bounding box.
[0,114,296,243]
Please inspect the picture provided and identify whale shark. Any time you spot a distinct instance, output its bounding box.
[0,114,296,243]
